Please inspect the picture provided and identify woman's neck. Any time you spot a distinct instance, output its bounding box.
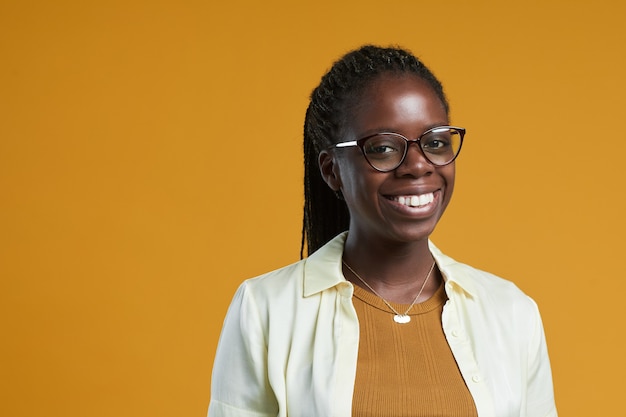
[342,231,441,304]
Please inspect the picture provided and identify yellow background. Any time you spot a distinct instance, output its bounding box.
[1,0,625,415]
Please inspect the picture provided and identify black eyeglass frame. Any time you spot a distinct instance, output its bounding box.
[333,125,466,172]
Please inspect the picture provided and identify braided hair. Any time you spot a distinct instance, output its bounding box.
[301,45,449,257]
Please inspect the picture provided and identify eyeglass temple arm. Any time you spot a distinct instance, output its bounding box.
[334,141,358,148]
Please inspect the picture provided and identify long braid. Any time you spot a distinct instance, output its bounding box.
[301,45,449,257]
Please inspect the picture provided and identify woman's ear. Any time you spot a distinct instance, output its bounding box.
[318,150,342,192]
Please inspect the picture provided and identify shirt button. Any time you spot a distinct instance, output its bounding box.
[472,375,481,383]
[451,330,459,337]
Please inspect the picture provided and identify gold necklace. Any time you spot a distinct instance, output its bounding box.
[342,260,436,324]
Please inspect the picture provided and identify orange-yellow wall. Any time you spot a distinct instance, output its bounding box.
[1,1,625,416]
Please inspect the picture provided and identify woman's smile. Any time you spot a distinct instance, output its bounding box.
[382,188,442,218]
[392,193,434,208]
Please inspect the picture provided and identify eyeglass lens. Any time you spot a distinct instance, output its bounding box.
[362,128,462,171]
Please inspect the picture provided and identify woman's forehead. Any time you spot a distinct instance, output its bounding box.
[344,74,448,133]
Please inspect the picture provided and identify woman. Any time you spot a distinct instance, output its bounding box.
[208,45,557,417]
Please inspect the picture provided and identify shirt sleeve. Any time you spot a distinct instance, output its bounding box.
[525,298,558,417]
[208,282,279,417]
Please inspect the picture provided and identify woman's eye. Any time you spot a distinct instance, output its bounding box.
[364,137,401,155]
[368,144,396,154]
[423,137,450,151]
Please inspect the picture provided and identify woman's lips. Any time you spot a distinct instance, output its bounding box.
[388,192,434,208]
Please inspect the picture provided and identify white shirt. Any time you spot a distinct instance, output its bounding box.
[208,233,558,417]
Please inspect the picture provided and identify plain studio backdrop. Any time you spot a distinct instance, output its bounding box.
[1,0,624,416]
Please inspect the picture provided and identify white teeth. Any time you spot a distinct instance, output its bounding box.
[394,193,434,207]
[419,194,432,206]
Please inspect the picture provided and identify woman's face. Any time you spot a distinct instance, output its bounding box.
[321,73,455,245]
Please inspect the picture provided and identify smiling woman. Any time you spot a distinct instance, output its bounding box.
[208,45,558,417]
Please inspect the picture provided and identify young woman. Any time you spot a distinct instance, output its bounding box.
[208,45,557,417]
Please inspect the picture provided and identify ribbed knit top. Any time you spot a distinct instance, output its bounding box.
[351,281,478,417]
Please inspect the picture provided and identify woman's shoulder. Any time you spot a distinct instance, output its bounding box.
[243,233,347,292]
[430,242,537,308]
[241,259,307,293]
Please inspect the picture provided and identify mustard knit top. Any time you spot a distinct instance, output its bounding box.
[351,282,478,417]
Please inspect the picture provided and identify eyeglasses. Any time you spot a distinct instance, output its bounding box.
[333,126,465,172]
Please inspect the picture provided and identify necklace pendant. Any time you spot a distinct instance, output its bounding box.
[393,314,411,324]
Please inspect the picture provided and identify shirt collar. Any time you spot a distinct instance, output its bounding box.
[428,241,477,298]
[303,232,476,298]
[303,233,349,297]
